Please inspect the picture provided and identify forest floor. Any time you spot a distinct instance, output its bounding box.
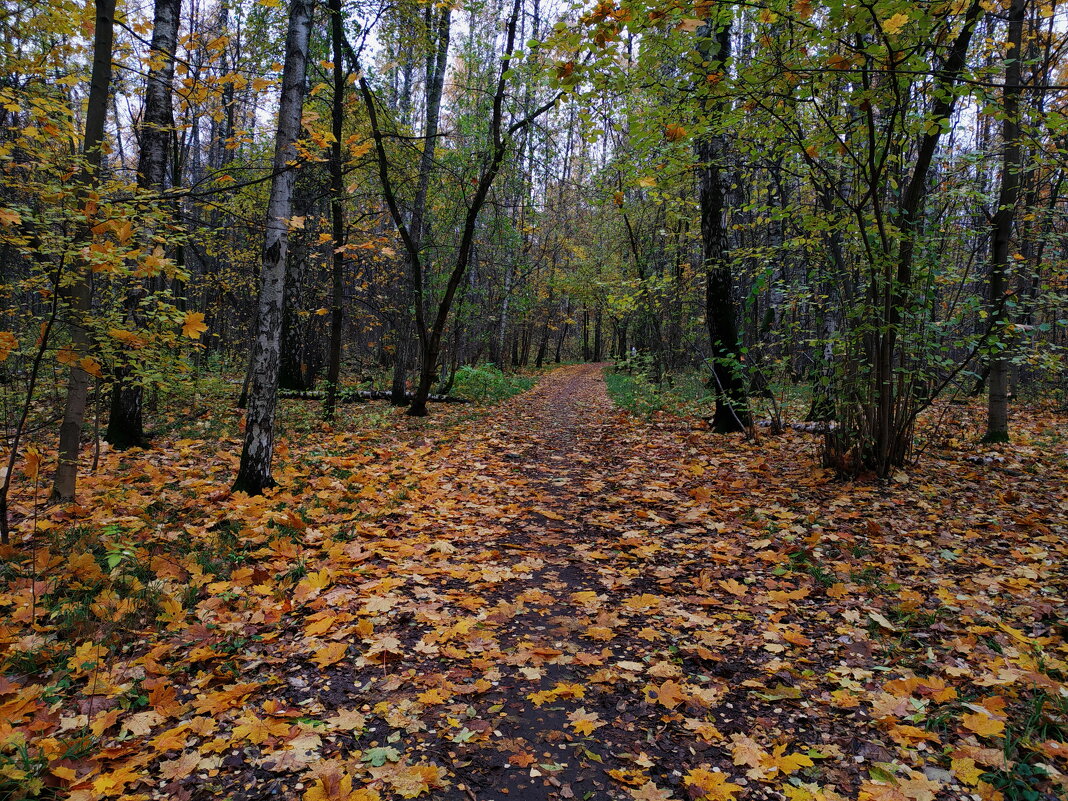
[1,364,1067,801]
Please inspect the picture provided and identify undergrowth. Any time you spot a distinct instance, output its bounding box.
[451,364,536,404]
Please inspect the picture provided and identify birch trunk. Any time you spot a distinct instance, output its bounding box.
[233,0,313,494]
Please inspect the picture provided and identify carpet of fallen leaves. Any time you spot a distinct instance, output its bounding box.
[1,364,1066,801]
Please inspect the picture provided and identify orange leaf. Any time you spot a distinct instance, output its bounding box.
[645,680,685,709]
[311,641,348,667]
[962,712,1004,738]
[182,311,208,339]
[23,446,41,481]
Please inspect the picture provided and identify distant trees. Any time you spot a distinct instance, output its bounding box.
[0,0,1065,506]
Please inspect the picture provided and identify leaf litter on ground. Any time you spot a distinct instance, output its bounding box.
[0,365,1065,801]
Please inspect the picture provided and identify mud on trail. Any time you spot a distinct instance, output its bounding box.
[3,365,1065,801]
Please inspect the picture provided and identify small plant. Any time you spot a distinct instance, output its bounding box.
[981,761,1049,801]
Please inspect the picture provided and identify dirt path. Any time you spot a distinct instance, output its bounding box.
[320,364,738,801]
[433,364,640,799]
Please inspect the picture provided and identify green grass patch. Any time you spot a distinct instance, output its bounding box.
[452,365,536,404]
[603,365,712,417]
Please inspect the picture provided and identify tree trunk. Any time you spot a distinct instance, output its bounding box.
[278,198,318,391]
[324,0,347,420]
[494,255,514,366]
[582,307,590,361]
[406,0,544,416]
[593,308,602,361]
[985,0,1026,443]
[233,0,313,495]
[554,300,570,363]
[519,323,530,367]
[358,8,451,412]
[868,0,983,472]
[696,13,749,433]
[105,0,180,451]
[52,0,116,502]
[390,323,411,405]
[535,291,554,368]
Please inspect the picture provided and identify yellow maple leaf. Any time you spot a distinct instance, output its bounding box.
[608,768,650,787]
[417,687,450,705]
[182,311,208,339]
[730,733,764,768]
[92,764,141,797]
[51,765,77,782]
[23,446,42,482]
[552,681,586,700]
[68,641,108,675]
[629,781,674,800]
[571,590,600,604]
[684,714,723,741]
[951,757,984,786]
[79,355,104,378]
[644,679,686,709]
[149,724,190,752]
[311,641,348,667]
[303,568,333,591]
[304,772,378,801]
[882,13,910,34]
[664,124,687,142]
[567,707,604,736]
[304,614,337,637]
[684,767,743,800]
[962,712,1004,737]
[232,714,290,744]
[527,688,557,707]
[108,327,148,348]
[761,744,814,776]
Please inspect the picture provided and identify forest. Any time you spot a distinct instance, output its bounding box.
[0,0,1066,799]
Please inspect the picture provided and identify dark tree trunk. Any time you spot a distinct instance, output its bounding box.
[696,14,749,433]
[582,307,590,361]
[985,0,1025,442]
[405,0,551,416]
[865,0,983,472]
[593,309,603,362]
[278,198,319,392]
[323,0,347,419]
[390,325,411,405]
[554,301,570,364]
[52,0,116,501]
[535,292,553,369]
[519,324,530,367]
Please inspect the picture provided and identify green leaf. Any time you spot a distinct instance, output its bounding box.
[361,746,401,767]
